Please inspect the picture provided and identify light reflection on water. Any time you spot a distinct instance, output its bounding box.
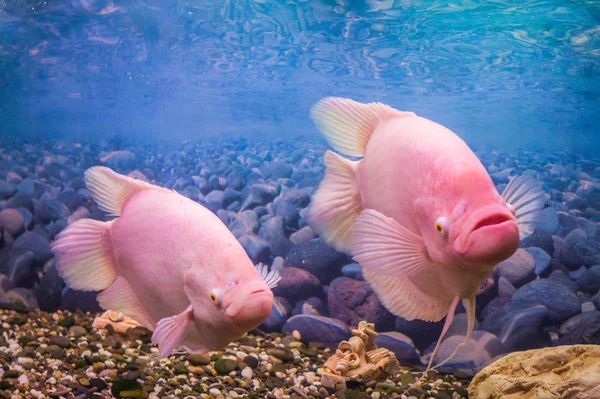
[0,0,598,153]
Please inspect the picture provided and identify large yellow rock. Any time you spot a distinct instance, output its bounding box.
[468,345,600,399]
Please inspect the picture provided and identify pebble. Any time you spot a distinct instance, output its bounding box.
[241,367,253,379]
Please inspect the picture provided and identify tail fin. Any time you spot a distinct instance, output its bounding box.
[310,97,414,157]
[306,150,362,254]
[51,219,117,291]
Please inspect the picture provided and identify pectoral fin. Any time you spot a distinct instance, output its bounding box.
[352,209,431,277]
[151,305,194,359]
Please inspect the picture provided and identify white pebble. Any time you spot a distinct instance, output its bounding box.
[241,367,253,379]
[76,351,90,361]
[46,377,56,385]
[371,392,381,399]
[582,302,596,313]
[209,388,221,397]
[259,353,269,361]
[292,330,301,340]
[304,372,315,384]
[17,357,33,365]
[104,360,116,368]
[18,374,29,385]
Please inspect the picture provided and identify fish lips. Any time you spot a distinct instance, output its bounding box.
[224,284,273,321]
[456,207,519,264]
[460,220,520,264]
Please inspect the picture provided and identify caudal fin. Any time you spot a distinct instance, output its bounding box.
[51,219,117,291]
[306,150,362,254]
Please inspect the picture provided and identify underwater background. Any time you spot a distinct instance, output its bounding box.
[0,1,600,398]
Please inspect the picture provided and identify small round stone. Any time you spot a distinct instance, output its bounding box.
[241,367,253,379]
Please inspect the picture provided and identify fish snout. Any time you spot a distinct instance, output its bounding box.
[225,282,273,329]
[456,206,519,265]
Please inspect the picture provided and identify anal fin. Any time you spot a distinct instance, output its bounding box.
[97,276,156,330]
[151,305,194,359]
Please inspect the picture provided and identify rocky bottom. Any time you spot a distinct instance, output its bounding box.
[0,309,471,399]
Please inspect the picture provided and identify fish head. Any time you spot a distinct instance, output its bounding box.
[183,256,273,351]
[418,175,520,267]
[222,276,273,331]
[208,256,274,331]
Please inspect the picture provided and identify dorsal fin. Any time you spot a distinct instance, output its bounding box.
[84,166,164,217]
[309,97,415,157]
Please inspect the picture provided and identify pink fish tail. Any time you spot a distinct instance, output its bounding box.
[51,218,117,291]
[306,150,362,254]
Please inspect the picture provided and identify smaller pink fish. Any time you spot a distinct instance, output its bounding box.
[51,166,280,358]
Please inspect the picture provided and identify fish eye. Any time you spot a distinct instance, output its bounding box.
[435,217,449,236]
[209,289,222,306]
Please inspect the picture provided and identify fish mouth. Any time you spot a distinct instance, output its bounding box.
[471,213,514,232]
[225,287,272,319]
[456,205,517,255]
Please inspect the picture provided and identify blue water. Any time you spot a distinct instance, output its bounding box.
[0,0,599,153]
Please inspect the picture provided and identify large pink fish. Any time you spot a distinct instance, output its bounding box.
[51,166,280,358]
[306,97,545,371]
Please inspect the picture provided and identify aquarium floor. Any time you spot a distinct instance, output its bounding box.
[0,309,470,399]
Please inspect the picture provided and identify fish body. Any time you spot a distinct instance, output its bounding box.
[52,167,280,358]
[306,97,545,371]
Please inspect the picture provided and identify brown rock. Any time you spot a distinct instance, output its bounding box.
[468,344,600,399]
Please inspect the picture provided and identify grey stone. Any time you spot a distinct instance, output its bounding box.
[289,226,316,245]
[271,267,322,303]
[12,231,53,263]
[238,234,271,264]
[282,315,351,344]
[558,311,600,345]
[512,279,581,323]
[577,265,600,294]
[37,199,70,224]
[494,249,536,288]
[525,247,552,277]
[327,276,395,332]
[285,240,350,284]
[481,300,550,351]
[229,210,259,238]
[536,207,559,235]
[0,208,24,236]
[373,332,420,363]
